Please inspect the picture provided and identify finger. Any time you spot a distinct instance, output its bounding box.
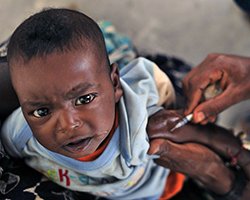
[199,118,209,125]
[183,72,222,115]
[192,88,236,123]
[184,87,204,115]
[207,115,216,123]
[182,64,200,85]
[183,63,224,115]
[198,116,216,125]
[182,66,201,110]
[153,158,172,169]
[147,139,167,155]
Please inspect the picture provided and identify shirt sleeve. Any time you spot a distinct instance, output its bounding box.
[153,63,176,109]
[118,57,176,165]
[1,107,32,158]
[120,57,175,116]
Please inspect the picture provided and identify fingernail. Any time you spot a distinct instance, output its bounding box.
[197,112,205,122]
[149,145,160,155]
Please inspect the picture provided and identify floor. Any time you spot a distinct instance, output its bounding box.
[1,0,250,130]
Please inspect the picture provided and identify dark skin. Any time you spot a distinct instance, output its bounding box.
[10,50,123,159]
[149,140,234,195]
[183,53,250,124]
[1,60,249,198]
[147,109,250,199]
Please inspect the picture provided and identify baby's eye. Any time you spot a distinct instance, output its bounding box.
[33,108,51,118]
[75,94,96,105]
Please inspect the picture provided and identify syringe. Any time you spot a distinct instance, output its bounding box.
[170,113,193,132]
[170,82,222,132]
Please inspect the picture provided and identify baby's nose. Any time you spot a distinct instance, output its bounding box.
[56,109,82,134]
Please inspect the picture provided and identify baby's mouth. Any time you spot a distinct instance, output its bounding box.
[62,137,92,153]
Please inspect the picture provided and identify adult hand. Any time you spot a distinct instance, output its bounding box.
[147,109,243,156]
[147,109,209,144]
[182,53,250,124]
[148,139,234,195]
[147,109,250,199]
[147,109,234,194]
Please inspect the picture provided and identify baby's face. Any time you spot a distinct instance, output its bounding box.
[11,49,122,159]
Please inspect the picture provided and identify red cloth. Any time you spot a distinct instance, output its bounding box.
[159,171,185,200]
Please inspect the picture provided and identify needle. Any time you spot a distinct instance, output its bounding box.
[170,82,222,132]
[170,114,193,132]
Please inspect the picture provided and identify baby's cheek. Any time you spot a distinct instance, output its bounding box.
[33,130,55,148]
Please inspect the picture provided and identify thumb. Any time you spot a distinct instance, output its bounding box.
[192,90,234,123]
[147,139,169,155]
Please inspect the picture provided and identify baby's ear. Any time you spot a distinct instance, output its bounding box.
[110,63,123,102]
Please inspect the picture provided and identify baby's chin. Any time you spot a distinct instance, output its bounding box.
[59,135,108,159]
[61,137,93,155]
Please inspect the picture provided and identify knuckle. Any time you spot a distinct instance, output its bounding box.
[207,52,218,60]
[205,104,222,117]
[157,142,170,156]
[182,76,188,85]
[214,54,229,66]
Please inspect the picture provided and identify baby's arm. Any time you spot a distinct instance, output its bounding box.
[147,109,246,164]
[147,109,250,198]
[148,139,235,195]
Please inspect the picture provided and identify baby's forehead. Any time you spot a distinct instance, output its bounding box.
[11,49,110,80]
[11,51,112,95]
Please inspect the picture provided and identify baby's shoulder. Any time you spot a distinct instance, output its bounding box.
[1,107,32,157]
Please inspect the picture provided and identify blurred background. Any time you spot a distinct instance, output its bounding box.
[1,0,250,66]
[1,0,250,130]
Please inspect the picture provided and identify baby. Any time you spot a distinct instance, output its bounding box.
[1,8,177,200]
[1,7,249,200]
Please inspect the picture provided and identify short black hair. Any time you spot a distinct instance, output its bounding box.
[7,8,108,66]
